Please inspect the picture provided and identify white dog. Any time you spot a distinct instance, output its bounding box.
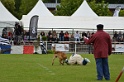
[65,54,90,65]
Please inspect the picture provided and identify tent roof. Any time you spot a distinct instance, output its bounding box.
[71,0,98,17]
[27,0,54,16]
[0,1,19,27]
[21,0,124,30]
[0,1,18,21]
[22,16,124,30]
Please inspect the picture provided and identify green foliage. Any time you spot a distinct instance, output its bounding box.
[55,0,83,16]
[0,0,123,19]
[1,0,38,19]
[14,0,21,11]
[1,0,15,16]
[89,0,124,4]
[89,0,112,16]
[55,0,112,16]
[42,36,47,41]
[104,0,124,4]
[43,0,61,3]
[19,0,38,19]
[120,10,124,16]
[47,50,54,54]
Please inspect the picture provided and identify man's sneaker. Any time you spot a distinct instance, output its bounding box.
[64,59,69,65]
[84,58,90,63]
[64,59,68,63]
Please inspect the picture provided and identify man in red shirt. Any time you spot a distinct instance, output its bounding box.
[84,24,112,80]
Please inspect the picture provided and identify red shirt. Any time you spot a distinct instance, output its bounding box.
[84,30,112,58]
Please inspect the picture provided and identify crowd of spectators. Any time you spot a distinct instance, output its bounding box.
[39,30,124,43]
[113,31,124,42]
[1,22,23,45]
[39,30,95,43]
[1,27,124,45]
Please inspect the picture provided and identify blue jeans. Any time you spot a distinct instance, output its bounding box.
[59,36,64,41]
[95,58,110,80]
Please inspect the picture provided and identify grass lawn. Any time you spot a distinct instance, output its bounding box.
[0,54,124,82]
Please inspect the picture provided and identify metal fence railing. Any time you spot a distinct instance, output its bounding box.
[17,41,124,54]
[42,41,93,54]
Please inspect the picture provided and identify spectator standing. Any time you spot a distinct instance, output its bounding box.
[52,30,57,38]
[59,31,64,41]
[64,31,69,41]
[47,35,53,43]
[40,31,45,36]
[47,31,52,38]
[52,35,59,43]
[14,22,23,45]
[84,24,112,81]
[2,34,8,39]
[2,27,7,36]
[87,31,91,38]
[8,31,13,41]
[117,31,123,42]
[82,31,87,37]
[69,34,75,42]
[113,31,118,42]
[74,31,80,42]
[81,32,87,41]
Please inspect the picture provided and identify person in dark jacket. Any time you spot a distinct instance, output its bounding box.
[84,24,112,81]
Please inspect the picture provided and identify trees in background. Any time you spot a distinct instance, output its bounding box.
[120,10,124,16]
[104,0,124,4]
[1,0,124,19]
[1,0,37,19]
[89,0,112,16]
[43,0,61,3]
[89,0,124,4]
[55,0,112,16]
[55,0,83,16]
[19,0,37,17]
[1,0,15,16]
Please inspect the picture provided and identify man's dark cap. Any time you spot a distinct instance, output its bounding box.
[97,24,104,30]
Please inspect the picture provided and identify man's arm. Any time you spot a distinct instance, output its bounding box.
[108,37,112,55]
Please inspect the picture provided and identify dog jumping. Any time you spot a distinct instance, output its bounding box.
[52,45,67,65]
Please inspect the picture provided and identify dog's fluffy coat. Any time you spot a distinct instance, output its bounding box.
[52,51,67,65]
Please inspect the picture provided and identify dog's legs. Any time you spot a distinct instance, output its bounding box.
[59,59,64,65]
[52,57,56,65]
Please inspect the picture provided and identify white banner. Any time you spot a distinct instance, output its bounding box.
[11,45,23,54]
[113,6,121,17]
[52,44,69,51]
[112,44,124,52]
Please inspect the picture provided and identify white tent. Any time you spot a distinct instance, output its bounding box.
[71,0,98,17]
[98,16,124,30]
[21,0,54,29]
[21,0,124,31]
[0,1,19,27]
[27,0,54,16]
[21,16,124,30]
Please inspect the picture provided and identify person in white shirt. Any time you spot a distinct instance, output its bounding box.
[74,31,80,42]
[65,53,90,65]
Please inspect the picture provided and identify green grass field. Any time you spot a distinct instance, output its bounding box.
[0,54,124,82]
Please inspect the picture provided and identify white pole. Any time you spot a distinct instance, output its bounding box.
[75,41,76,54]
